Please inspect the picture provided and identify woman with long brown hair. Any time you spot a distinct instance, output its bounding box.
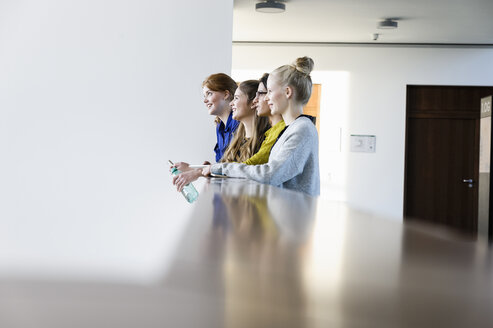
[220,79,271,163]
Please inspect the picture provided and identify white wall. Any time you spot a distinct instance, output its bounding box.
[0,0,233,282]
[232,44,493,219]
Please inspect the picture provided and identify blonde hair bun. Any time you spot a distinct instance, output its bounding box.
[293,56,314,76]
[271,57,314,105]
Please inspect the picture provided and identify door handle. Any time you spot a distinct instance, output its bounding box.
[463,179,474,188]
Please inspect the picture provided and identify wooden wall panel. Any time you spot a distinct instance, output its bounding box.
[303,84,321,133]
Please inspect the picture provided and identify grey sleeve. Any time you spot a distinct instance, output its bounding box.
[210,123,314,186]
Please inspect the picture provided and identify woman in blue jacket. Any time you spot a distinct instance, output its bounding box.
[172,73,239,184]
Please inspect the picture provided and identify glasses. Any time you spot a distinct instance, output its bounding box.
[256,91,267,97]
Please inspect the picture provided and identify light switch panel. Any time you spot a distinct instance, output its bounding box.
[350,135,376,153]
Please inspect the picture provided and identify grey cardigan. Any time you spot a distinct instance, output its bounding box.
[211,116,320,196]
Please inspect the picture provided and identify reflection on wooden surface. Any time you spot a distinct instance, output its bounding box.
[1,178,493,327]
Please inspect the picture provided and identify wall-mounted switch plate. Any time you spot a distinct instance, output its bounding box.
[350,135,376,153]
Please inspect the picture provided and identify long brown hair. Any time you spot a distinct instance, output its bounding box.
[202,73,238,124]
[221,80,271,163]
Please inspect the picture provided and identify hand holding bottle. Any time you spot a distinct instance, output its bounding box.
[168,160,199,203]
[173,169,202,192]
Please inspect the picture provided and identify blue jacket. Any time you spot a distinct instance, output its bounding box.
[214,112,240,162]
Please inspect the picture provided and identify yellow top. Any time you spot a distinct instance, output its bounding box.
[244,120,286,165]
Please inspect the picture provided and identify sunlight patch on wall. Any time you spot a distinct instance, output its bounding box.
[312,71,350,201]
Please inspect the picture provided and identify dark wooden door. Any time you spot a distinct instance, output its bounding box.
[404,86,493,236]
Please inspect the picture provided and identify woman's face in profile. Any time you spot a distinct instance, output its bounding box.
[203,86,229,116]
[253,83,270,117]
[231,88,253,121]
[266,76,288,116]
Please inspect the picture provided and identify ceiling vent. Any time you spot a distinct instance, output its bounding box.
[256,0,286,13]
[378,18,398,29]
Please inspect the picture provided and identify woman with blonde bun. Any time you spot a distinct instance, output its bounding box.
[203,57,320,196]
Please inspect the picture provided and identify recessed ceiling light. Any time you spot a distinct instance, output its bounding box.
[378,18,398,29]
[256,0,286,13]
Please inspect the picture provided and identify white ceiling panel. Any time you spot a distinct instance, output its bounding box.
[233,0,493,44]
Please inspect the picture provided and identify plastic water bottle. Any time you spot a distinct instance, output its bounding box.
[168,160,199,203]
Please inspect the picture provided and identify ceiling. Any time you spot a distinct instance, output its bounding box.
[233,0,493,44]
